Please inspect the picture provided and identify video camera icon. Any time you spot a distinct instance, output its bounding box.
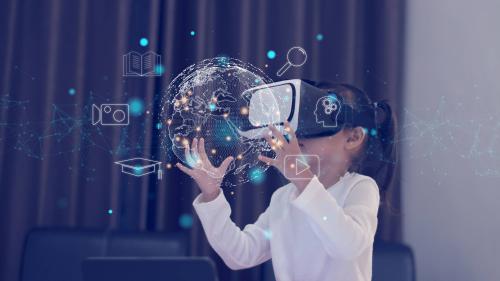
[92,104,129,126]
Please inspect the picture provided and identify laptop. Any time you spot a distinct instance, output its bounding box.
[82,257,218,281]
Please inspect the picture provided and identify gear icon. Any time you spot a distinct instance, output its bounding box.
[322,98,338,114]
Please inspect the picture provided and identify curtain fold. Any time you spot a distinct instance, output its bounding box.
[0,1,405,280]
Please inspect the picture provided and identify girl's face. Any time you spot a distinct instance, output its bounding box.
[297,131,350,172]
[297,127,366,174]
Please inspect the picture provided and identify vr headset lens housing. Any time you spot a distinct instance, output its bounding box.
[236,79,375,139]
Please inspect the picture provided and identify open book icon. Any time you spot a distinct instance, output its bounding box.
[123,51,162,76]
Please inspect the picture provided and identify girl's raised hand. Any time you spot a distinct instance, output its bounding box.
[176,138,234,202]
[258,122,314,191]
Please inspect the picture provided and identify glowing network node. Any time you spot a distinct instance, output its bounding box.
[133,165,144,176]
[68,88,76,95]
[139,38,149,47]
[316,33,324,41]
[179,213,194,229]
[155,64,165,75]
[240,107,248,115]
[263,229,273,240]
[249,167,265,184]
[156,122,162,130]
[108,209,113,215]
[190,30,196,36]
[128,98,145,116]
[370,128,377,137]
[267,50,277,59]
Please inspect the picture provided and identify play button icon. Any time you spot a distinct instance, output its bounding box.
[284,154,320,180]
[295,157,310,175]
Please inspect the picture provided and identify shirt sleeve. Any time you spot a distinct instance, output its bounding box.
[193,189,272,270]
[292,176,380,260]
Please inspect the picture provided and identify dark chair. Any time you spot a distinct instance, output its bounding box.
[262,240,415,281]
[372,240,415,281]
[20,228,188,281]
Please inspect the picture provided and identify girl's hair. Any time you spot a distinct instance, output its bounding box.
[305,80,398,194]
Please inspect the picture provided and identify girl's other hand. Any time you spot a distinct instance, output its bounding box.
[258,122,314,192]
[176,138,234,202]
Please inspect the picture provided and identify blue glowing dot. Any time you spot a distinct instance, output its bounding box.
[370,128,377,137]
[254,78,260,84]
[316,33,324,41]
[328,94,338,101]
[156,122,162,130]
[139,38,149,47]
[249,168,265,184]
[209,103,216,111]
[263,229,273,240]
[155,64,165,75]
[190,30,196,36]
[68,88,76,95]
[133,165,144,175]
[267,50,276,60]
[216,56,229,67]
[179,213,193,229]
[129,98,145,116]
[108,209,113,215]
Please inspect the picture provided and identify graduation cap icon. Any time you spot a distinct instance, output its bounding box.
[115,158,163,178]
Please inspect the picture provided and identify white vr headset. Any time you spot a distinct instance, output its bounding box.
[234,79,375,139]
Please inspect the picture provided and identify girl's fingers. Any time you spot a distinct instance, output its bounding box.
[258,155,276,166]
[268,125,287,148]
[218,156,234,174]
[176,163,197,178]
[184,139,193,165]
[284,121,298,146]
[264,135,280,151]
[184,138,200,168]
[191,138,203,167]
[192,137,199,156]
[198,138,213,169]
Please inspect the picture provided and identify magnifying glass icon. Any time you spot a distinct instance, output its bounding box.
[276,46,307,77]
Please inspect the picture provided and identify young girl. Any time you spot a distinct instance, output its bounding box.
[176,82,396,281]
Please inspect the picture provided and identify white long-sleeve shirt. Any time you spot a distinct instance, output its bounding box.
[193,172,380,281]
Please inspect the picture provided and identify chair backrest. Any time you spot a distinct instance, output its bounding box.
[372,241,415,281]
[261,241,415,281]
[20,228,188,281]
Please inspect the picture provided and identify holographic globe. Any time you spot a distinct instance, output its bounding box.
[160,57,279,187]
